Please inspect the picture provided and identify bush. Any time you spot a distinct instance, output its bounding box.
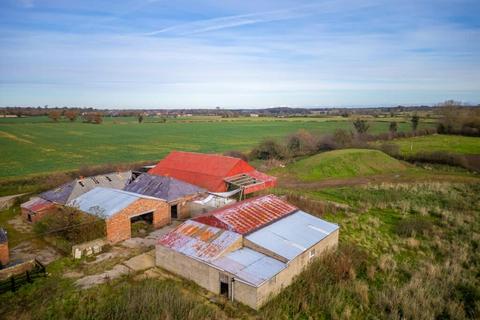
[223,150,248,161]
[250,139,288,160]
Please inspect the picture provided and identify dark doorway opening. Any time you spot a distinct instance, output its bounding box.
[220,280,229,297]
[130,212,154,237]
[27,213,32,222]
[171,205,178,219]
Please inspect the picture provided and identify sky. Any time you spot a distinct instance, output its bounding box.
[0,0,479,108]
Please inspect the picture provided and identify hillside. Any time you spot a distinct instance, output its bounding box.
[283,149,408,181]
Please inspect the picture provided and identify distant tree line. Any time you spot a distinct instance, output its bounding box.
[435,100,480,136]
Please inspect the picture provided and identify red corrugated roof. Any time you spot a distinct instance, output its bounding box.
[193,194,297,235]
[21,197,56,213]
[148,151,261,192]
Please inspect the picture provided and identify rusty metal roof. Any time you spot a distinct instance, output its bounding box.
[21,197,56,213]
[158,220,241,262]
[193,194,297,235]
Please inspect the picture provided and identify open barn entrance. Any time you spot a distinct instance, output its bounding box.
[219,274,230,298]
[171,204,178,219]
[130,211,153,237]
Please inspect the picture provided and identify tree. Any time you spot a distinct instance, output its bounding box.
[138,113,144,123]
[353,119,370,135]
[389,121,398,135]
[48,110,62,122]
[64,110,79,122]
[411,114,420,132]
[93,113,103,124]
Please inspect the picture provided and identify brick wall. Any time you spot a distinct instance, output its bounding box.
[0,242,9,267]
[106,198,170,243]
[21,208,52,223]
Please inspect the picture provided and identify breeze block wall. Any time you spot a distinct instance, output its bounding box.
[106,198,170,243]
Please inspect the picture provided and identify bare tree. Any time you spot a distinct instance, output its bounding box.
[389,121,398,135]
[353,119,370,135]
[411,114,420,132]
[138,113,144,123]
[64,110,79,122]
[48,110,62,122]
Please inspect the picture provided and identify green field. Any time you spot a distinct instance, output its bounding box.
[276,149,408,181]
[0,116,432,179]
[387,134,480,156]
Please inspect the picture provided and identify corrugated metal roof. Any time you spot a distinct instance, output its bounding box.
[148,151,258,192]
[0,228,7,244]
[245,210,339,261]
[158,220,241,262]
[21,197,56,213]
[212,248,286,287]
[193,195,297,235]
[40,171,133,204]
[123,173,205,202]
[67,187,158,218]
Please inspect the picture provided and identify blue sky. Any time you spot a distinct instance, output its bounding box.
[0,0,479,108]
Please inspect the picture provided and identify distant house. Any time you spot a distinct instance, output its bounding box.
[148,151,276,195]
[123,173,205,219]
[0,228,9,267]
[156,195,339,309]
[68,187,170,243]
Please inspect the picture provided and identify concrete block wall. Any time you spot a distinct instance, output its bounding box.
[106,198,170,243]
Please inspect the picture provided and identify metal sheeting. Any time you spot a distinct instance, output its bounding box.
[158,220,241,262]
[123,173,205,202]
[20,197,56,213]
[246,211,339,261]
[67,187,143,218]
[212,248,286,287]
[40,171,133,204]
[193,195,297,235]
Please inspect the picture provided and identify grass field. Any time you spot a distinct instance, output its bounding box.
[275,149,408,181]
[386,134,480,156]
[0,116,432,179]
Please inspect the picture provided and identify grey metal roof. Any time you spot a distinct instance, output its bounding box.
[40,171,133,205]
[212,248,286,287]
[0,228,7,243]
[67,187,157,218]
[124,173,204,202]
[245,210,339,261]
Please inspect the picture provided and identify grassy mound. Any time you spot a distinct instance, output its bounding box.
[287,149,407,181]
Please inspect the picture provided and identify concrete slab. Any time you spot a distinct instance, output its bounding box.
[75,264,130,289]
[123,252,155,272]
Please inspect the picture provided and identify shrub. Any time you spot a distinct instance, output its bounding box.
[250,139,288,160]
[286,129,318,156]
[223,150,248,161]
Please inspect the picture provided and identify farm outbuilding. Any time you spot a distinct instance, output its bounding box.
[123,173,205,219]
[156,194,339,310]
[40,171,133,205]
[20,197,57,223]
[148,151,276,195]
[68,187,170,243]
[0,228,9,267]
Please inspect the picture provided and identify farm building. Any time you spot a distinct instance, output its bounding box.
[0,228,8,267]
[123,173,205,219]
[20,197,57,223]
[156,195,339,310]
[40,171,133,205]
[148,151,276,195]
[68,187,170,243]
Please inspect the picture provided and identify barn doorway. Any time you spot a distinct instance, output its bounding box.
[219,274,229,298]
[130,211,153,237]
[171,204,178,219]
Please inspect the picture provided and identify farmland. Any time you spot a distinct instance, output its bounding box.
[0,116,433,179]
[385,134,480,156]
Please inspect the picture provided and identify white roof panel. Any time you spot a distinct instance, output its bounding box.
[245,211,339,261]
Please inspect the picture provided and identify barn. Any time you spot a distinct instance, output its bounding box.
[20,197,57,223]
[156,195,339,309]
[123,173,205,219]
[68,187,170,243]
[148,151,276,195]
